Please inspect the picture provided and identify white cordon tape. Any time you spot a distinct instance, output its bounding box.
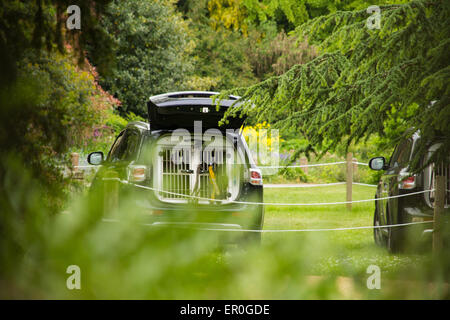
[102,178,432,206]
[58,165,99,169]
[101,218,433,233]
[264,182,377,188]
[264,182,345,188]
[260,161,346,169]
[72,162,369,170]
[75,165,99,169]
[260,161,369,169]
[352,182,377,187]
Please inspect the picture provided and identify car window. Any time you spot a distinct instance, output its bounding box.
[108,129,140,163]
[389,138,412,167]
[108,132,126,162]
[123,130,140,161]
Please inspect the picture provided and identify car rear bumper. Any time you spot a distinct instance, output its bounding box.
[399,189,449,219]
[121,183,264,230]
[399,190,449,239]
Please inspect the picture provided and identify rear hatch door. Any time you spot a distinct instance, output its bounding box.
[147,91,245,130]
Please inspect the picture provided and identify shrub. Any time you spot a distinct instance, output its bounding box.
[99,0,194,116]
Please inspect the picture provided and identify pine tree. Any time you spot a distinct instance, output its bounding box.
[221,0,450,167]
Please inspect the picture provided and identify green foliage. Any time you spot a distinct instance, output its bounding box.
[125,111,146,123]
[242,0,309,30]
[2,170,449,299]
[104,110,145,136]
[77,110,146,155]
[206,0,396,33]
[222,0,450,168]
[0,51,106,209]
[187,23,257,90]
[206,0,309,32]
[22,53,100,147]
[1,0,448,301]
[208,0,248,32]
[245,21,317,79]
[0,0,116,213]
[180,1,316,89]
[281,137,309,151]
[0,0,114,86]
[99,0,194,116]
[178,0,257,90]
[276,167,308,183]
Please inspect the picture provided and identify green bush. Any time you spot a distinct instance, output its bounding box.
[0,51,105,211]
[99,0,194,116]
[105,111,128,136]
[125,111,146,123]
[187,23,257,90]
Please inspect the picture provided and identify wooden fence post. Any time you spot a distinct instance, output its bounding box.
[70,152,84,180]
[300,157,308,175]
[70,152,79,172]
[352,157,358,181]
[433,174,446,254]
[346,152,353,210]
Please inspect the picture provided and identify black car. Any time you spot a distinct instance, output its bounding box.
[369,132,450,252]
[87,91,264,243]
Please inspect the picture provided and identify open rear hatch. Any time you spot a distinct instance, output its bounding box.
[153,133,244,204]
[147,91,245,131]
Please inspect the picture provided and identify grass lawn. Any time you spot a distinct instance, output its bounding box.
[248,184,448,299]
[261,184,425,279]
[32,183,444,299]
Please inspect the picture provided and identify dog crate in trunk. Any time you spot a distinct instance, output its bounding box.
[153,134,242,204]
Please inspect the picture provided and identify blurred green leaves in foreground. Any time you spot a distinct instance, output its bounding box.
[1,159,449,299]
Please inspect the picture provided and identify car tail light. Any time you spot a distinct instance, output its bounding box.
[398,172,416,190]
[249,168,263,186]
[128,165,147,182]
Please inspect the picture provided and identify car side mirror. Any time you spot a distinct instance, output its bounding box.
[87,151,104,165]
[369,157,387,170]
